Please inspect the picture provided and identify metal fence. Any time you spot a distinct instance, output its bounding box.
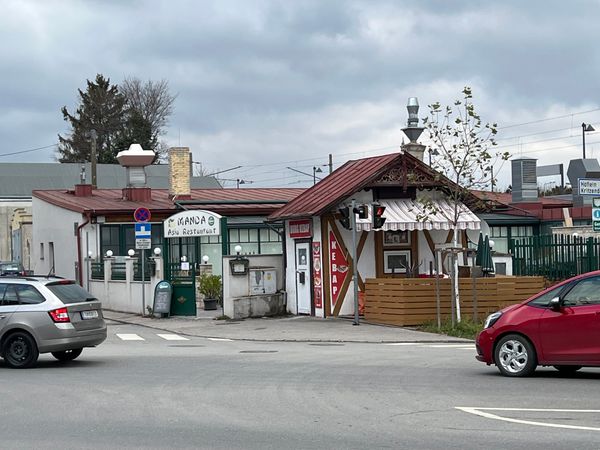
[511,234,600,280]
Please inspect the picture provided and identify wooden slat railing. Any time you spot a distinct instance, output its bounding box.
[364,277,545,326]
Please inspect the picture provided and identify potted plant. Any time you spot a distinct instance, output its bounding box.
[198,273,222,311]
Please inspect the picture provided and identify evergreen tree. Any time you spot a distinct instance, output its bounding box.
[114,109,158,156]
[57,74,126,163]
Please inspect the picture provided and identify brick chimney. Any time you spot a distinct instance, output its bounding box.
[169,147,192,199]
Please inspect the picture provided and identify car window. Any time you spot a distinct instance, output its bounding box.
[16,285,46,305]
[0,283,7,305]
[2,285,20,306]
[528,284,566,307]
[46,282,95,304]
[562,277,600,306]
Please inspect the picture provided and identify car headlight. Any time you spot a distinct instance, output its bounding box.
[484,311,502,329]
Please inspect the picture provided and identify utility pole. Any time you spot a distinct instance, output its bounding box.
[89,129,98,188]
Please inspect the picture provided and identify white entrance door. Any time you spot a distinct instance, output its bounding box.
[295,242,311,314]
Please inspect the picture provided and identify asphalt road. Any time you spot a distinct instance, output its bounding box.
[1,320,600,449]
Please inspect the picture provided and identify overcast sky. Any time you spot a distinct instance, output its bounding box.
[1,0,599,189]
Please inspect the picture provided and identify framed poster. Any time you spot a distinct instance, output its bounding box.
[383,230,410,246]
[383,250,411,274]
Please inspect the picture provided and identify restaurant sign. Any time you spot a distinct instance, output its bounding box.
[289,219,312,239]
[164,210,222,238]
[329,231,349,306]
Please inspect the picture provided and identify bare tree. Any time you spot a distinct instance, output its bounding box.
[121,77,177,158]
[418,87,509,323]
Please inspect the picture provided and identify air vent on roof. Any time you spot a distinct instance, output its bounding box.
[511,158,538,203]
[116,143,156,202]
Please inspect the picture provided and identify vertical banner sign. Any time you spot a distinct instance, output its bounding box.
[312,242,322,309]
[329,231,349,306]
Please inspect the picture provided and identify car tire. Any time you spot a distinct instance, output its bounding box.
[2,331,39,369]
[494,334,537,377]
[51,348,83,362]
[553,365,582,374]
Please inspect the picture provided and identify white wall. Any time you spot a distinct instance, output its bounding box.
[223,254,284,318]
[33,197,89,278]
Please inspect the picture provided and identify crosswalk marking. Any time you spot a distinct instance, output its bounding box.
[157,334,189,341]
[116,333,145,341]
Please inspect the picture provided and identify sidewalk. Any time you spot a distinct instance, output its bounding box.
[103,310,472,343]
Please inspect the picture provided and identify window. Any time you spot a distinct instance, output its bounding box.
[101,225,120,256]
[490,226,509,254]
[562,277,600,306]
[528,283,567,307]
[229,227,282,255]
[1,285,20,306]
[16,285,45,305]
[47,282,94,304]
[384,250,411,274]
[39,243,44,260]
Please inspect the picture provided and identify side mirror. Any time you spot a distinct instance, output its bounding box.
[549,296,561,311]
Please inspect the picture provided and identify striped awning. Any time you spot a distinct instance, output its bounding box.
[356,199,480,231]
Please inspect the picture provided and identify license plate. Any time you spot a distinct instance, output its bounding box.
[81,310,99,320]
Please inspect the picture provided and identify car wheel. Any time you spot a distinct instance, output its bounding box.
[553,365,582,374]
[494,334,537,377]
[51,348,83,362]
[2,331,39,369]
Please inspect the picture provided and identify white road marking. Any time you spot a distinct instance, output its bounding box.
[208,338,233,342]
[157,334,189,341]
[456,407,600,432]
[116,333,145,341]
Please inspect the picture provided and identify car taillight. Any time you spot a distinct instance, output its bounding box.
[49,307,70,323]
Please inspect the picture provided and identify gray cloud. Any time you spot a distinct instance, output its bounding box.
[0,0,599,189]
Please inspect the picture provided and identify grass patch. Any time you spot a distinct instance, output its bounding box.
[419,318,483,340]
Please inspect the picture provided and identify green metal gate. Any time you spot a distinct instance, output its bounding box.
[165,263,196,316]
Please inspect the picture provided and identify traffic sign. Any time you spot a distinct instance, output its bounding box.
[135,239,151,250]
[593,198,600,233]
[135,222,151,238]
[134,207,151,222]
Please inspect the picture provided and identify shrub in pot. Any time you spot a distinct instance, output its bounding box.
[199,273,222,311]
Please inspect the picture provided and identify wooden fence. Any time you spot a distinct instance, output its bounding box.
[364,277,545,327]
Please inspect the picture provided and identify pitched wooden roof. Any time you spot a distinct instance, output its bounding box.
[268,151,475,221]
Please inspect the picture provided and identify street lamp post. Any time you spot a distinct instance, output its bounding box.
[582,123,595,159]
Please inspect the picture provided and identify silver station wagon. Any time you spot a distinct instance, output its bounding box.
[0,277,107,368]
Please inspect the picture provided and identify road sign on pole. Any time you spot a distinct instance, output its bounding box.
[135,222,152,249]
[593,198,600,232]
[134,207,151,222]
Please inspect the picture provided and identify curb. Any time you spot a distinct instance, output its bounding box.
[105,316,474,344]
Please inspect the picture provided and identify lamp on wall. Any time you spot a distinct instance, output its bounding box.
[128,249,135,257]
[105,250,113,258]
[234,245,242,256]
[202,255,209,264]
[153,247,161,256]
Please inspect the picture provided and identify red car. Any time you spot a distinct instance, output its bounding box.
[476,271,600,377]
